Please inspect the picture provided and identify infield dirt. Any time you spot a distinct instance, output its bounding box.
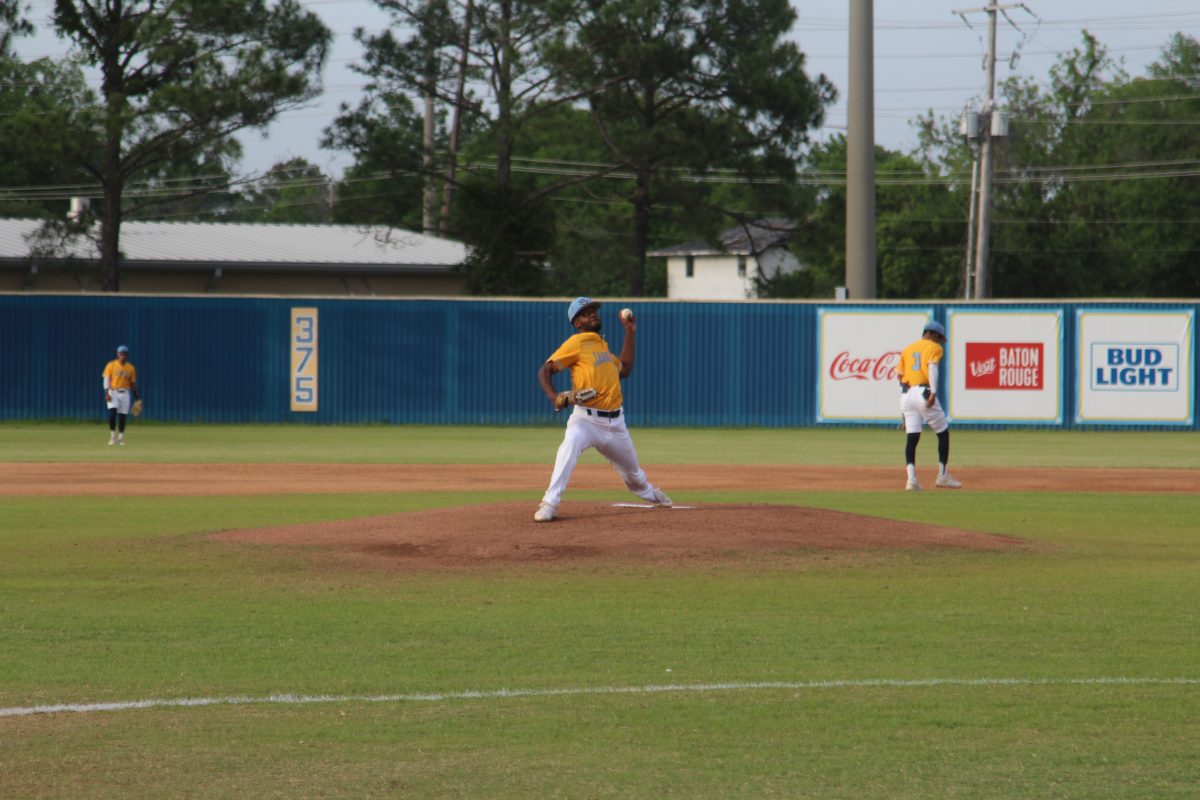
[212,501,1028,570]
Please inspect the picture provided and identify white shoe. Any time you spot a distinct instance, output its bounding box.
[935,473,962,489]
[905,478,923,491]
[533,502,556,522]
[108,438,115,446]
[650,488,672,507]
[118,440,125,446]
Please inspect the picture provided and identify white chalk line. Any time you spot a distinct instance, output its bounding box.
[2,677,1197,719]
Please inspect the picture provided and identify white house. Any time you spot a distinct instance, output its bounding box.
[648,218,804,300]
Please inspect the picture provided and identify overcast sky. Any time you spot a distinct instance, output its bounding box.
[13,0,1200,179]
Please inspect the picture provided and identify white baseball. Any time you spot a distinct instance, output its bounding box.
[620,308,634,321]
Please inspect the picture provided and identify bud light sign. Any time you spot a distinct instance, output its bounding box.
[965,343,1043,390]
[1076,310,1193,425]
[1090,344,1178,391]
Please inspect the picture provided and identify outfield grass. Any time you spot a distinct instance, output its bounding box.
[3,421,1199,467]
[1,426,1197,798]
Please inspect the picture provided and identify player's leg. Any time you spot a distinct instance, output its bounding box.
[537,413,601,520]
[923,402,961,488]
[106,407,117,445]
[594,417,671,506]
[900,388,924,490]
[112,391,131,445]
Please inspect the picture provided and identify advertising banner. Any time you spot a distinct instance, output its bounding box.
[1076,310,1194,425]
[818,308,933,422]
[946,310,1062,424]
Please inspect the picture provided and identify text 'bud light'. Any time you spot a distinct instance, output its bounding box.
[1090,344,1178,392]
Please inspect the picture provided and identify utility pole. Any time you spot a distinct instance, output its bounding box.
[954,3,1025,298]
[845,0,876,300]
[421,0,438,236]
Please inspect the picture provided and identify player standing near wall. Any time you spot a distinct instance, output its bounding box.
[898,321,962,491]
[533,297,672,522]
[102,345,140,446]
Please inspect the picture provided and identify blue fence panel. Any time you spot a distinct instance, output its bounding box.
[2,294,1197,429]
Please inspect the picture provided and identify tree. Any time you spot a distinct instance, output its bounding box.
[547,0,835,295]
[337,0,620,294]
[1,1,33,53]
[917,31,1200,298]
[221,158,333,224]
[322,91,428,230]
[0,52,96,218]
[51,0,330,290]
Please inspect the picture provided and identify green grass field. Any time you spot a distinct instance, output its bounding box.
[2,424,1198,798]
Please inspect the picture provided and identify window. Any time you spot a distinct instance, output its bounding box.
[737,256,747,277]
[685,255,694,277]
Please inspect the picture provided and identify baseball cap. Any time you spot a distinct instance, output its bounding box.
[116,345,130,354]
[567,296,601,323]
[923,321,946,338]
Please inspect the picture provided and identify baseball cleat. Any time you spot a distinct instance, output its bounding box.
[533,502,556,522]
[935,473,962,489]
[650,488,673,507]
[905,478,923,491]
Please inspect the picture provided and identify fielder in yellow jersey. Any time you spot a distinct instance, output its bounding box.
[533,297,671,522]
[102,344,140,446]
[898,321,961,491]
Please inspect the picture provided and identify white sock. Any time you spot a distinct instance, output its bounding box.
[939,463,947,477]
[906,464,916,481]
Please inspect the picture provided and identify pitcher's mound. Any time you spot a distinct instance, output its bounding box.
[213,502,1024,570]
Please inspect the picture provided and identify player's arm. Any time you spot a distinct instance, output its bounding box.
[538,360,563,404]
[102,366,111,403]
[618,315,636,378]
[926,361,940,406]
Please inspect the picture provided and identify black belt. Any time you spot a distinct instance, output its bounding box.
[899,382,930,393]
[584,407,620,418]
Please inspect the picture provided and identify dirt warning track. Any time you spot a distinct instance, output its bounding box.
[4,463,1196,496]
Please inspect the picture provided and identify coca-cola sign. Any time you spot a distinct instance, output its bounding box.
[819,309,933,422]
[829,350,901,382]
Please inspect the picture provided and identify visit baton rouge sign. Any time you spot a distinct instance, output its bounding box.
[1077,310,1194,425]
[818,309,932,422]
[946,310,1062,424]
[965,343,1044,390]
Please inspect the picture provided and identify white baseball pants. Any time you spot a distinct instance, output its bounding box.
[106,388,132,415]
[541,405,661,508]
[900,385,949,434]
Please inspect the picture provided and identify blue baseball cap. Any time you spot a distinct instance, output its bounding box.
[923,321,946,338]
[116,345,130,354]
[567,296,601,323]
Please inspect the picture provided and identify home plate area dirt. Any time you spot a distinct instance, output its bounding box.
[213,502,1027,570]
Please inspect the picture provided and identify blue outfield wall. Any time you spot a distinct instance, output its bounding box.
[1,294,1196,429]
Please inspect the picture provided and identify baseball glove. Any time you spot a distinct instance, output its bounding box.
[131,398,144,417]
[553,387,597,412]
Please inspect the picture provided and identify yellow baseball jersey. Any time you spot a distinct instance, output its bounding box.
[103,360,137,390]
[898,338,942,386]
[547,332,623,411]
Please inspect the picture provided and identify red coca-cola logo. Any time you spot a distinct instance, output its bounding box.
[829,350,901,382]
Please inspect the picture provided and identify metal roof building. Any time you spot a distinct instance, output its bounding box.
[0,218,470,295]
